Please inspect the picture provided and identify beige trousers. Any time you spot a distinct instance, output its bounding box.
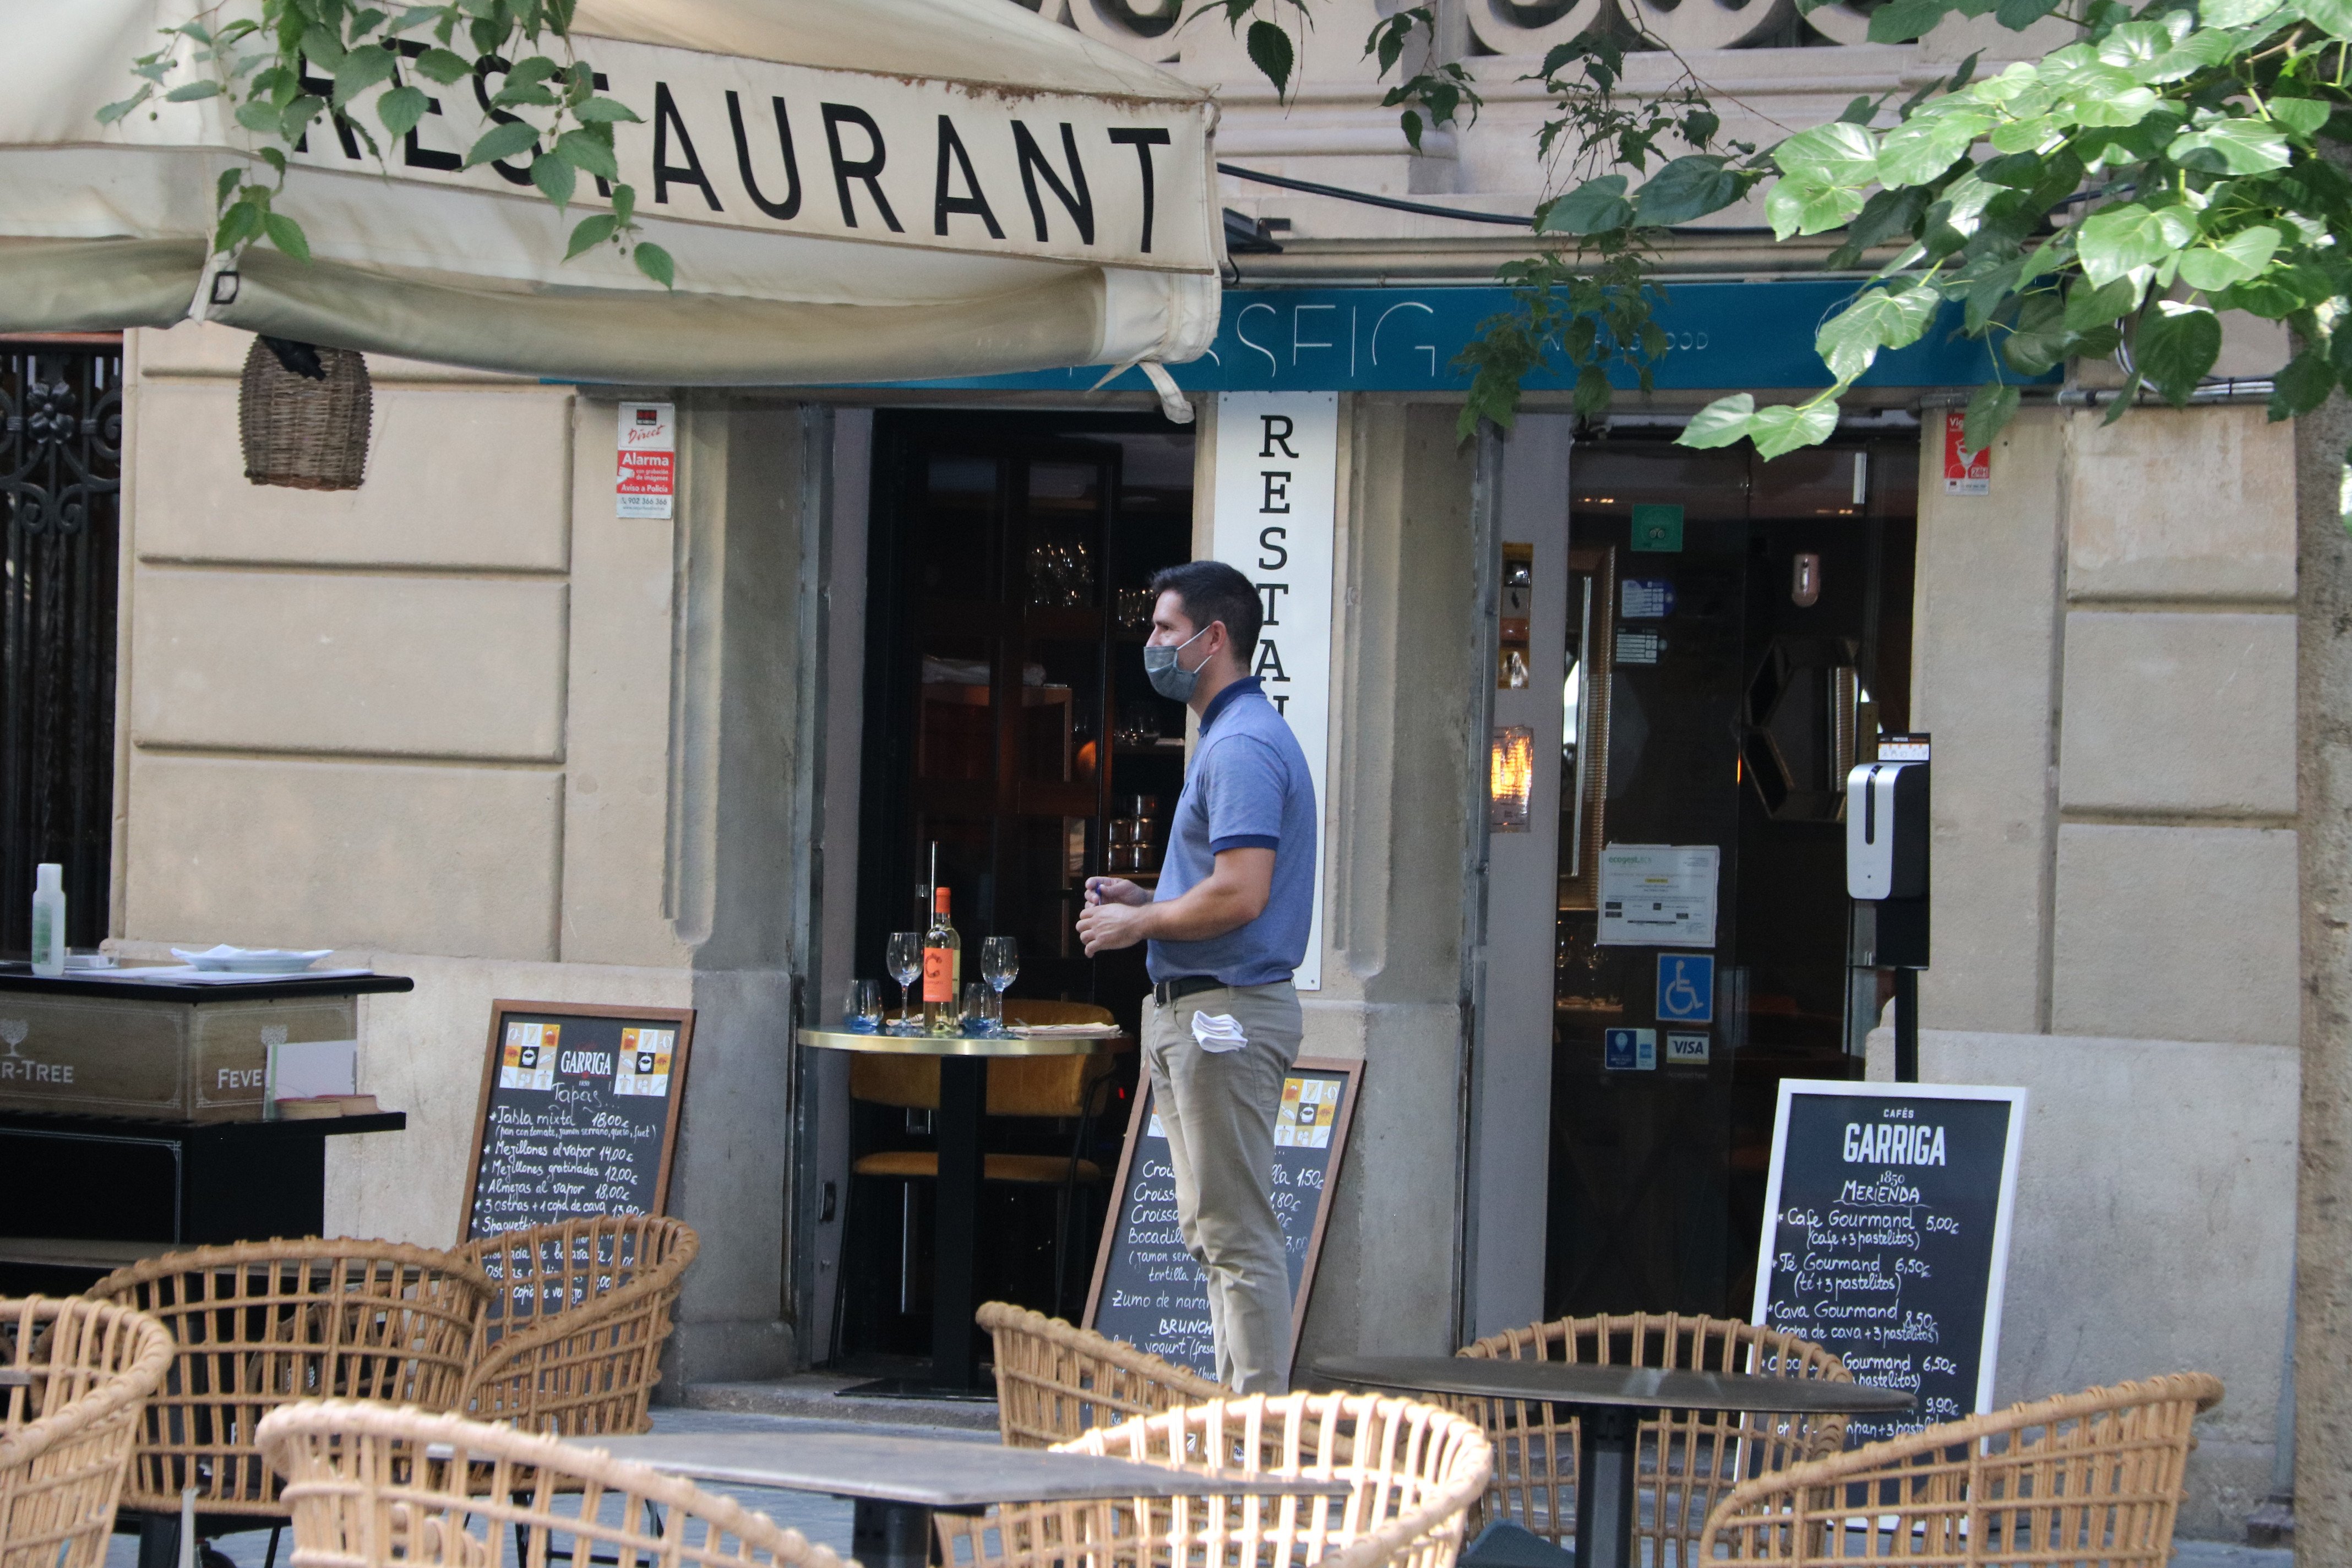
[1141,980,1303,1395]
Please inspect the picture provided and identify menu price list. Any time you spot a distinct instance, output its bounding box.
[1752,1087,2022,1446]
[466,1014,683,1243]
[1091,1067,1352,1379]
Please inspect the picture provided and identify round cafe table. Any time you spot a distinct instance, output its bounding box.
[1314,1354,1915,1568]
[802,1025,1126,1397]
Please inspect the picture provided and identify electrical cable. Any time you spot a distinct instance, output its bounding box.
[1216,162,1536,226]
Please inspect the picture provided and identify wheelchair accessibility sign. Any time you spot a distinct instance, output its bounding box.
[1656,954,1714,1023]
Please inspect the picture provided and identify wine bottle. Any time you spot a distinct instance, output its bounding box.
[922,885,962,1035]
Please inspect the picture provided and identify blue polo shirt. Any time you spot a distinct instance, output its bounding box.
[1147,678,1317,987]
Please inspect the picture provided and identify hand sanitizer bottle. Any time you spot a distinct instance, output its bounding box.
[30,864,64,977]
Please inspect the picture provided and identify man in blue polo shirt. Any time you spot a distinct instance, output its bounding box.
[1076,559,1316,1394]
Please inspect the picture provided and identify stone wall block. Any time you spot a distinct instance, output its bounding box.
[130,380,571,571]
[2050,823,2298,1043]
[122,754,562,960]
[2066,405,2295,602]
[2057,611,2296,815]
[130,569,567,760]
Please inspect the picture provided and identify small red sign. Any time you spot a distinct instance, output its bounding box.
[1942,408,1989,496]
[617,401,676,518]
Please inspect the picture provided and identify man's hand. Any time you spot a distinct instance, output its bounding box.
[1085,876,1152,908]
[1077,898,1152,956]
[1072,848,1275,957]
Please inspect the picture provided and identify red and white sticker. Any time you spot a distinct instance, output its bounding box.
[1942,408,1989,496]
[617,401,675,518]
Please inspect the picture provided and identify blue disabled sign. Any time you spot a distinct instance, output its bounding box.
[1657,954,1715,1023]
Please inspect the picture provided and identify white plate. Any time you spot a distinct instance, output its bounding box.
[171,945,334,974]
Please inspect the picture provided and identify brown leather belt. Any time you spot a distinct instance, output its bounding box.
[1153,975,1223,1007]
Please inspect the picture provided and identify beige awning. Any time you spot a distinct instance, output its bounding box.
[0,0,1222,386]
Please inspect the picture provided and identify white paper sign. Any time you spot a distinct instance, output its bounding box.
[617,401,676,519]
[1213,391,1336,992]
[1597,843,1721,947]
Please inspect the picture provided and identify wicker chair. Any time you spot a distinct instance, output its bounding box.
[1449,1313,1852,1567]
[87,1238,491,1549]
[979,1301,1226,1447]
[457,1213,699,1436]
[1700,1371,2224,1565]
[0,1295,175,1568]
[258,1399,851,1568]
[938,1390,1493,1568]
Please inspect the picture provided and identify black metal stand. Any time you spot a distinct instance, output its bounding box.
[1569,1404,1640,1568]
[853,1498,935,1568]
[1893,966,1919,1084]
[931,1055,986,1392]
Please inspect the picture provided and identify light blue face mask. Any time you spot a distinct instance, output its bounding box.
[1143,623,1214,703]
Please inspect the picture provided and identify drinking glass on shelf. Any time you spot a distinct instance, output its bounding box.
[962,982,993,1036]
[845,979,882,1034]
[886,932,923,1033]
[981,936,1019,1033]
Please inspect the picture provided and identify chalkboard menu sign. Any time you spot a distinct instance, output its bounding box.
[1085,1058,1360,1378]
[459,1001,696,1240]
[1751,1079,2027,1444]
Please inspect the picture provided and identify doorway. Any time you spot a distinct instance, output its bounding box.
[1545,428,1918,1320]
[838,409,1195,1360]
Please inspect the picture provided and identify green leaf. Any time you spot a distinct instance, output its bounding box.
[1678,394,1757,449]
[1995,0,2064,26]
[333,43,395,107]
[566,211,620,258]
[412,47,473,85]
[1766,173,1870,238]
[96,86,154,124]
[2077,202,2200,287]
[1633,156,1744,227]
[2147,29,2234,79]
[2002,290,2072,375]
[1963,383,2019,458]
[1869,0,1958,41]
[465,119,540,167]
[279,95,325,143]
[632,241,675,288]
[2300,0,2352,35]
[2135,301,2222,403]
[1538,176,1634,235]
[1877,111,1991,186]
[1816,285,1941,380]
[2200,0,2284,24]
[2270,97,2332,136]
[214,200,262,252]
[1245,20,1293,97]
[611,182,636,225]
[164,80,222,102]
[573,96,643,124]
[215,167,244,209]
[262,211,312,263]
[2215,262,2338,317]
[2271,349,2337,418]
[2177,225,2282,291]
[2062,274,2142,330]
[2169,117,2291,174]
[1777,120,1879,186]
[1749,400,1842,459]
[530,151,576,208]
[300,25,346,69]
[554,128,619,181]
[377,84,428,139]
[235,99,282,134]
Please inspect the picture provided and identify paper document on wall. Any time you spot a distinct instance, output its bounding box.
[1597,843,1721,947]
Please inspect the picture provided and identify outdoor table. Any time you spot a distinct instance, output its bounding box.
[597,1428,1352,1568]
[801,1025,1126,1396]
[1313,1354,1915,1568]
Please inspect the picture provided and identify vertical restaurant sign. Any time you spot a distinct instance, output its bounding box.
[1942,409,1989,496]
[1213,391,1337,992]
[618,401,676,518]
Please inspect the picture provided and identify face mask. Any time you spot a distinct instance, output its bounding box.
[1144,623,1213,703]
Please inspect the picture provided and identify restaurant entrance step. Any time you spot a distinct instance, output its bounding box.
[676,1369,1000,1433]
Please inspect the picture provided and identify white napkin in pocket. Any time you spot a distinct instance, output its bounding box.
[1191,1011,1248,1053]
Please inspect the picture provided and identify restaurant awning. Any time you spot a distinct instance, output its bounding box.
[0,0,1222,388]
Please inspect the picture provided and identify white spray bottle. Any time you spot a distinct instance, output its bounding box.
[30,864,64,977]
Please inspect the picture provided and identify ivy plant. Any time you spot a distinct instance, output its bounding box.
[100,0,668,286]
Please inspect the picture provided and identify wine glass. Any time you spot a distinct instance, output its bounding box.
[886,932,923,1033]
[981,936,1019,1034]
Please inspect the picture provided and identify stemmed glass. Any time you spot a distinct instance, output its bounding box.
[886,932,923,1034]
[981,936,1019,1035]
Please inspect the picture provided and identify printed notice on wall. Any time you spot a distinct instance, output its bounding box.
[1941,409,1989,496]
[1597,843,1720,947]
[1213,391,1337,991]
[1754,1080,2027,1444]
[617,401,676,518]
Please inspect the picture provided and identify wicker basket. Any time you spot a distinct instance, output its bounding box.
[238,336,372,491]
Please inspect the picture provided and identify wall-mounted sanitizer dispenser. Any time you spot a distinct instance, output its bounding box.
[1846,760,1929,900]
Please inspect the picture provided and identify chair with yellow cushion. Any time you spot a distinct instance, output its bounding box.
[845,999,1120,1326]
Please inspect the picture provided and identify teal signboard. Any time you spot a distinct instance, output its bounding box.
[886,279,2027,397]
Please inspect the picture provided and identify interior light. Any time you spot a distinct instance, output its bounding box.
[1490,726,1534,832]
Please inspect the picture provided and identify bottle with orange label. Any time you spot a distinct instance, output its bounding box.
[922,885,962,1035]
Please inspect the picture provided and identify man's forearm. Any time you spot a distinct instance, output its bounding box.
[1137,879,1263,942]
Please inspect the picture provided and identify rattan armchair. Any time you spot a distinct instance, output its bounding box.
[937,1390,1494,1568]
[979,1301,1226,1447]
[1450,1313,1852,1566]
[86,1238,491,1547]
[1700,1371,2224,1565]
[0,1295,175,1568]
[258,1399,851,1568]
[457,1213,699,1435]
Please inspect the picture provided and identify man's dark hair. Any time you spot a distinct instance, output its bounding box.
[1149,560,1262,666]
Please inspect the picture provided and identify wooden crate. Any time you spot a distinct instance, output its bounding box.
[0,994,359,1122]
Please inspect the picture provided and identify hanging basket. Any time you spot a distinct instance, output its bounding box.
[238,336,373,491]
